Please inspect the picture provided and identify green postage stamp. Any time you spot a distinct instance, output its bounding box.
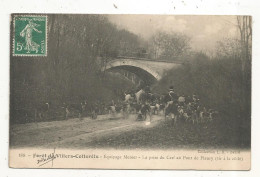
[12,15,47,56]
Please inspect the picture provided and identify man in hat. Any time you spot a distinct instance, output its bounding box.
[164,86,178,124]
[164,86,178,103]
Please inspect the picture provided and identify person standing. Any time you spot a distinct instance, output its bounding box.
[164,86,178,124]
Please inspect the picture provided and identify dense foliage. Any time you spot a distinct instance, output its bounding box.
[10,15,140,122]
[153,52,251,118]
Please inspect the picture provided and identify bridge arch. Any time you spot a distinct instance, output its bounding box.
[102,59,161,85]
[101,58,182,85]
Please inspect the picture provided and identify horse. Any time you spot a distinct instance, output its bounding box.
[135,89,145,103]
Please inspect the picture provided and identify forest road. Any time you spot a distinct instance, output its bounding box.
[10,113,164,149]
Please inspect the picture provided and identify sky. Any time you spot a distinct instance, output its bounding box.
[107,15,239,53]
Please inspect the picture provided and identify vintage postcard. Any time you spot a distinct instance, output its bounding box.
[9,14,251,170]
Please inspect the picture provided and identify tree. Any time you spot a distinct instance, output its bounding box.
[215,16,252,117]
[148,32,191,60]
[237,16,252,62]
[216,38,242,59]
[236,16,252,117]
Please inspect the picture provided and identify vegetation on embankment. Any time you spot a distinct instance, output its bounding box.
[154,53,250,117]
[152,52,251,148]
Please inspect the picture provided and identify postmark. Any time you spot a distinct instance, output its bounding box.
[12,15,47,56]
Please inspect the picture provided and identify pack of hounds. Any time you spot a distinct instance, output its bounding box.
[60,86,219,125]
[16,86,218,124]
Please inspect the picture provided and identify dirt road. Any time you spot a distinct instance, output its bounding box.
[10,113,164,149]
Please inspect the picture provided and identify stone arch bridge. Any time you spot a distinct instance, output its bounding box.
[101,57,183,85]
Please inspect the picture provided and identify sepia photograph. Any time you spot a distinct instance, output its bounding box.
[9,14,251,169]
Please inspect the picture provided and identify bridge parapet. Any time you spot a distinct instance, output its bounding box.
[116,56,185,64]
[102,57,182,84]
